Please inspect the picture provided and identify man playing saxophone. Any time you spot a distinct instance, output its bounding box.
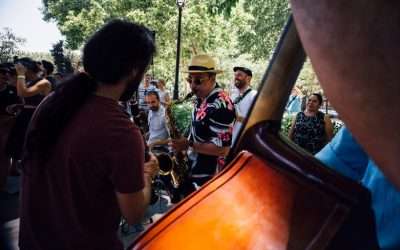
[170,54,236,189]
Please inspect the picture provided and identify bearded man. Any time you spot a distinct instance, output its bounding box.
[231,66,257,143]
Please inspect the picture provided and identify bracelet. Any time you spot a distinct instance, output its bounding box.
[17,75,26,79]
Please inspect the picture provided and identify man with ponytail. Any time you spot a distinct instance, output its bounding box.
[19,20,158,250]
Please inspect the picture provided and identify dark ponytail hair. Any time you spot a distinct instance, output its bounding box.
[24,20,155,165]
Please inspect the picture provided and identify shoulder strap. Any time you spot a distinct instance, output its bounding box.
[286,95,296,108]
[234,88,252,104]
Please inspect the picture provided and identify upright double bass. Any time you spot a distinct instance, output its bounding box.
[130,17,378,250]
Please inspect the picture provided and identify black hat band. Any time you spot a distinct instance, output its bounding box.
[188,66,215,71]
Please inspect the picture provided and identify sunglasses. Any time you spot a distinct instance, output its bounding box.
[186,76,209,85]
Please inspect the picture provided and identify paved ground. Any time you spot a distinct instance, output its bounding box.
[0,176,173,250]
[120,194,172,249]
[0,176,20,250]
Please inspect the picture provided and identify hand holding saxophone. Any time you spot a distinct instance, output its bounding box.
[144,152,159,179]
[169,137,190,152]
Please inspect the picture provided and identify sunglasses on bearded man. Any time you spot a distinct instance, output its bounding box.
[186,76,209,85]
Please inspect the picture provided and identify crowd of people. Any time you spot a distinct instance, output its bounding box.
[0,28,333,203]
[2,2,400,248]
[0,57,69,191]
[0,20,338,249]
[133,55,257,201]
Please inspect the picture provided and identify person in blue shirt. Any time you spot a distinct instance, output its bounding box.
[290,0,400,191]
[316,127,400,250]
[289,1,400,248]
[285,86,303,114]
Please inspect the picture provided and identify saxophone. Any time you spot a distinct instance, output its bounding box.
[162,93,193,188]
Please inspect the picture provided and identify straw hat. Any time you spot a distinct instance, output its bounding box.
[184,54,223,74]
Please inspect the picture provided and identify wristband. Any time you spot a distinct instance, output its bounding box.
[17,75,26,79]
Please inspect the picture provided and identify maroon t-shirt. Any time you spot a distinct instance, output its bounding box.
[20,95,145,250]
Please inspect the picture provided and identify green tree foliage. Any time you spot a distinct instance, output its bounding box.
[296,59,320,97]
[50,40,74,74]
[41,0,290,96]
[240,0,289,60]
[0,28,26,63]
[41,0,243,94]
[208,0,290,60]
[19,51,53,62]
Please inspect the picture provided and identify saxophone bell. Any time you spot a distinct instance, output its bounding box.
[156,151,174,175]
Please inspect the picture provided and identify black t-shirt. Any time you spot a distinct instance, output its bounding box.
[0,85,19,115]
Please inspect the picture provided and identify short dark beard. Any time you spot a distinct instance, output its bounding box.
[234,79,246,90]
[150,105,159,112]
[120,71,144,101]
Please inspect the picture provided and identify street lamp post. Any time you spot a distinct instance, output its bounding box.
[174,0,186,100]
[150,30,156,77]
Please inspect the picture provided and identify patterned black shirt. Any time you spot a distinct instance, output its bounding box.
[189,85,236,178]
[292,111,327,154]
